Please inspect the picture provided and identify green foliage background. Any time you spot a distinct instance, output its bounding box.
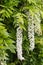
[0,0,43,65]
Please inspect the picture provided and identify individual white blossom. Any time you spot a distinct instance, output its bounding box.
[16,27,24,61]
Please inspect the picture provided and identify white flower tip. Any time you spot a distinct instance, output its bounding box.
[19,57,25,61]
[21,57,25,60]
[29,47,35,51]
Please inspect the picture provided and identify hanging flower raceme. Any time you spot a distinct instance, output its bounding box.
[28,21,35,51]
[16,27,24,61]
[34,12,42,36]
[26,11,42,51]
[27,12,35,51]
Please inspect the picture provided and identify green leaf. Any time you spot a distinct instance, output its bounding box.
[5,39,15,44]
[0,18,3,21]
[0,38,3,44]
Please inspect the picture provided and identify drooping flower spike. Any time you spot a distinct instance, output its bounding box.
[34,12,42,36]
[16,27,25,61]
[27,12,35,51]
[27,11,42,51]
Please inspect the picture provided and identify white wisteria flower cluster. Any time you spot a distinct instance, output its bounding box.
[34,12,42,36]
[16,27,24,61]
[27,11,42,51]
[16,11,42,60]
[28,15,35,51]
